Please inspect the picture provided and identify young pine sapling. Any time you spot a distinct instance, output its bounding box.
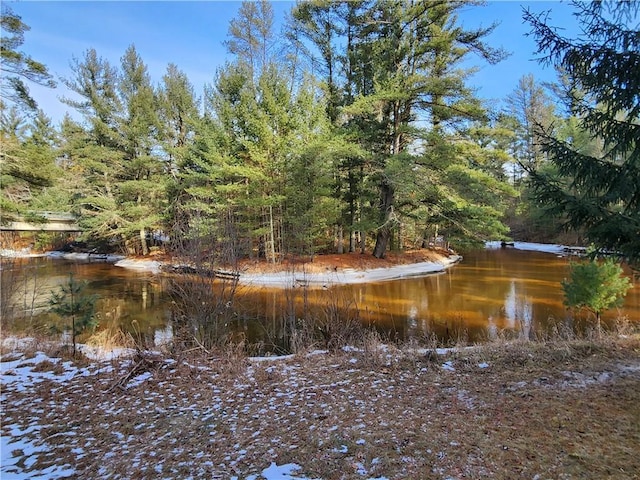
[49,272,98,356]
[562,258,632,333]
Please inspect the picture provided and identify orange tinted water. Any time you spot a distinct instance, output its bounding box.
[4,248,639,346]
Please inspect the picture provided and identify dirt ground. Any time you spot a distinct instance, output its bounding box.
[2,337,639,479]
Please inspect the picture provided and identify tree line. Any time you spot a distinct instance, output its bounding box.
[1,1,638,266]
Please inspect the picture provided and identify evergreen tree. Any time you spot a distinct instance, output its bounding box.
[524,1,640,264]
[562,258,632,330]
[177,3,338,263]
[225,0,275,80]
[193,60,332,262]
[158,63,199,176]
[21,110,63,211]
[116,45,165,255]
[157,63,201,236]
[0,5,55,111]
[49,273,98,357]
[61,49,125,245]
[294,0,508,257]
[61,46,166,254]
[0,107,59,217]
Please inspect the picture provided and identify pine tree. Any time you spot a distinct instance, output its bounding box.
[562,258,632,331]
[61,49,125,245]
[293,0,507,257]
[49,273,98,357]
[0,107,58,217]
[116,45,165,255]
[157,63,201,238]
[505,74,556,176]
[61,46,167,254]
[224,0,275,80]
[21,110,64,211]
[0,5,55,111]
[524,1,640,264]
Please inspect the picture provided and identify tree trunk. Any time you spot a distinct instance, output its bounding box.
[372,180,395,259]
[268,205,276,264]
[337,225,344,254]
[140,228,149,256]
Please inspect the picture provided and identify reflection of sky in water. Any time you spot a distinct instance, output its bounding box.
[504,281,517,328]
[503,280,533,338]
[7,249,640,345]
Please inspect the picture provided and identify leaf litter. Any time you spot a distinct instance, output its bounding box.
[2,338,640,479]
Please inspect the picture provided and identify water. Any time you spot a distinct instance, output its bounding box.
[2,247,638,349]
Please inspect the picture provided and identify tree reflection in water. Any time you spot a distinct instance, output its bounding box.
[5,249,639,352]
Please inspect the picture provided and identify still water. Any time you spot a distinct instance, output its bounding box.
[2,247,639,348]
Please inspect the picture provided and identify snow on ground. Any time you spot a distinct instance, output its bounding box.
[0,248,45,258]
[113,255,462,286]
[46,251,125,262]
[0,350,324,480]
[2,338,638,479]
[485,241,567,254]
[1,353,99,479]
[0,346,424,479]
[113,258,162,273]
[241,255,462,288]
[0,249,125,262]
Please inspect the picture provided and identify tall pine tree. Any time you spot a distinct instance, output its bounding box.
[524,1,640,264]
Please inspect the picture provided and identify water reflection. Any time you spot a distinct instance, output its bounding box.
[2,249,639,349]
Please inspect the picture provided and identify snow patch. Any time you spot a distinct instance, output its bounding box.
[114,258,162,273]
[441,361,456,372]
[1,352,85,479]
[260,462,321,480]
[46,251,124,262]
[485,241,566,254]
[241,256,462,287]
[0,248,45,258]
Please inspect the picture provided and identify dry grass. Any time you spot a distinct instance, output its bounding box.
[2,335,640,479]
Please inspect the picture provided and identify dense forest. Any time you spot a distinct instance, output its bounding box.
[1,0,638,265]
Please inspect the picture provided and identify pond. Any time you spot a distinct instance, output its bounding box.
[2,245,638,351]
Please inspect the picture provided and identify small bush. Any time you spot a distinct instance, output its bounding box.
[562,258,632,331]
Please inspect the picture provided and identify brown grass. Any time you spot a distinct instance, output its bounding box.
[2,335,639,479]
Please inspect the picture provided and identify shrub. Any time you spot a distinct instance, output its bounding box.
[49,273,98,356]
[562,258,632,331]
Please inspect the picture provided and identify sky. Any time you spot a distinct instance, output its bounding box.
[6,0,581,124]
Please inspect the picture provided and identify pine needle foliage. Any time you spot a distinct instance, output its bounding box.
[562,258,632,330]
[49,273,98,357]
[524,1,640,264]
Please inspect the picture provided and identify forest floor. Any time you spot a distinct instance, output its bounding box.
[2,335,640,479]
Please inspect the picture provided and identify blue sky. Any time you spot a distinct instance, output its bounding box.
[7,1,579,124]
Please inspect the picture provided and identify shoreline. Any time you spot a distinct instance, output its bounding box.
[238,255,462,287]
[113,254,463,287]
[2,240,583,287]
